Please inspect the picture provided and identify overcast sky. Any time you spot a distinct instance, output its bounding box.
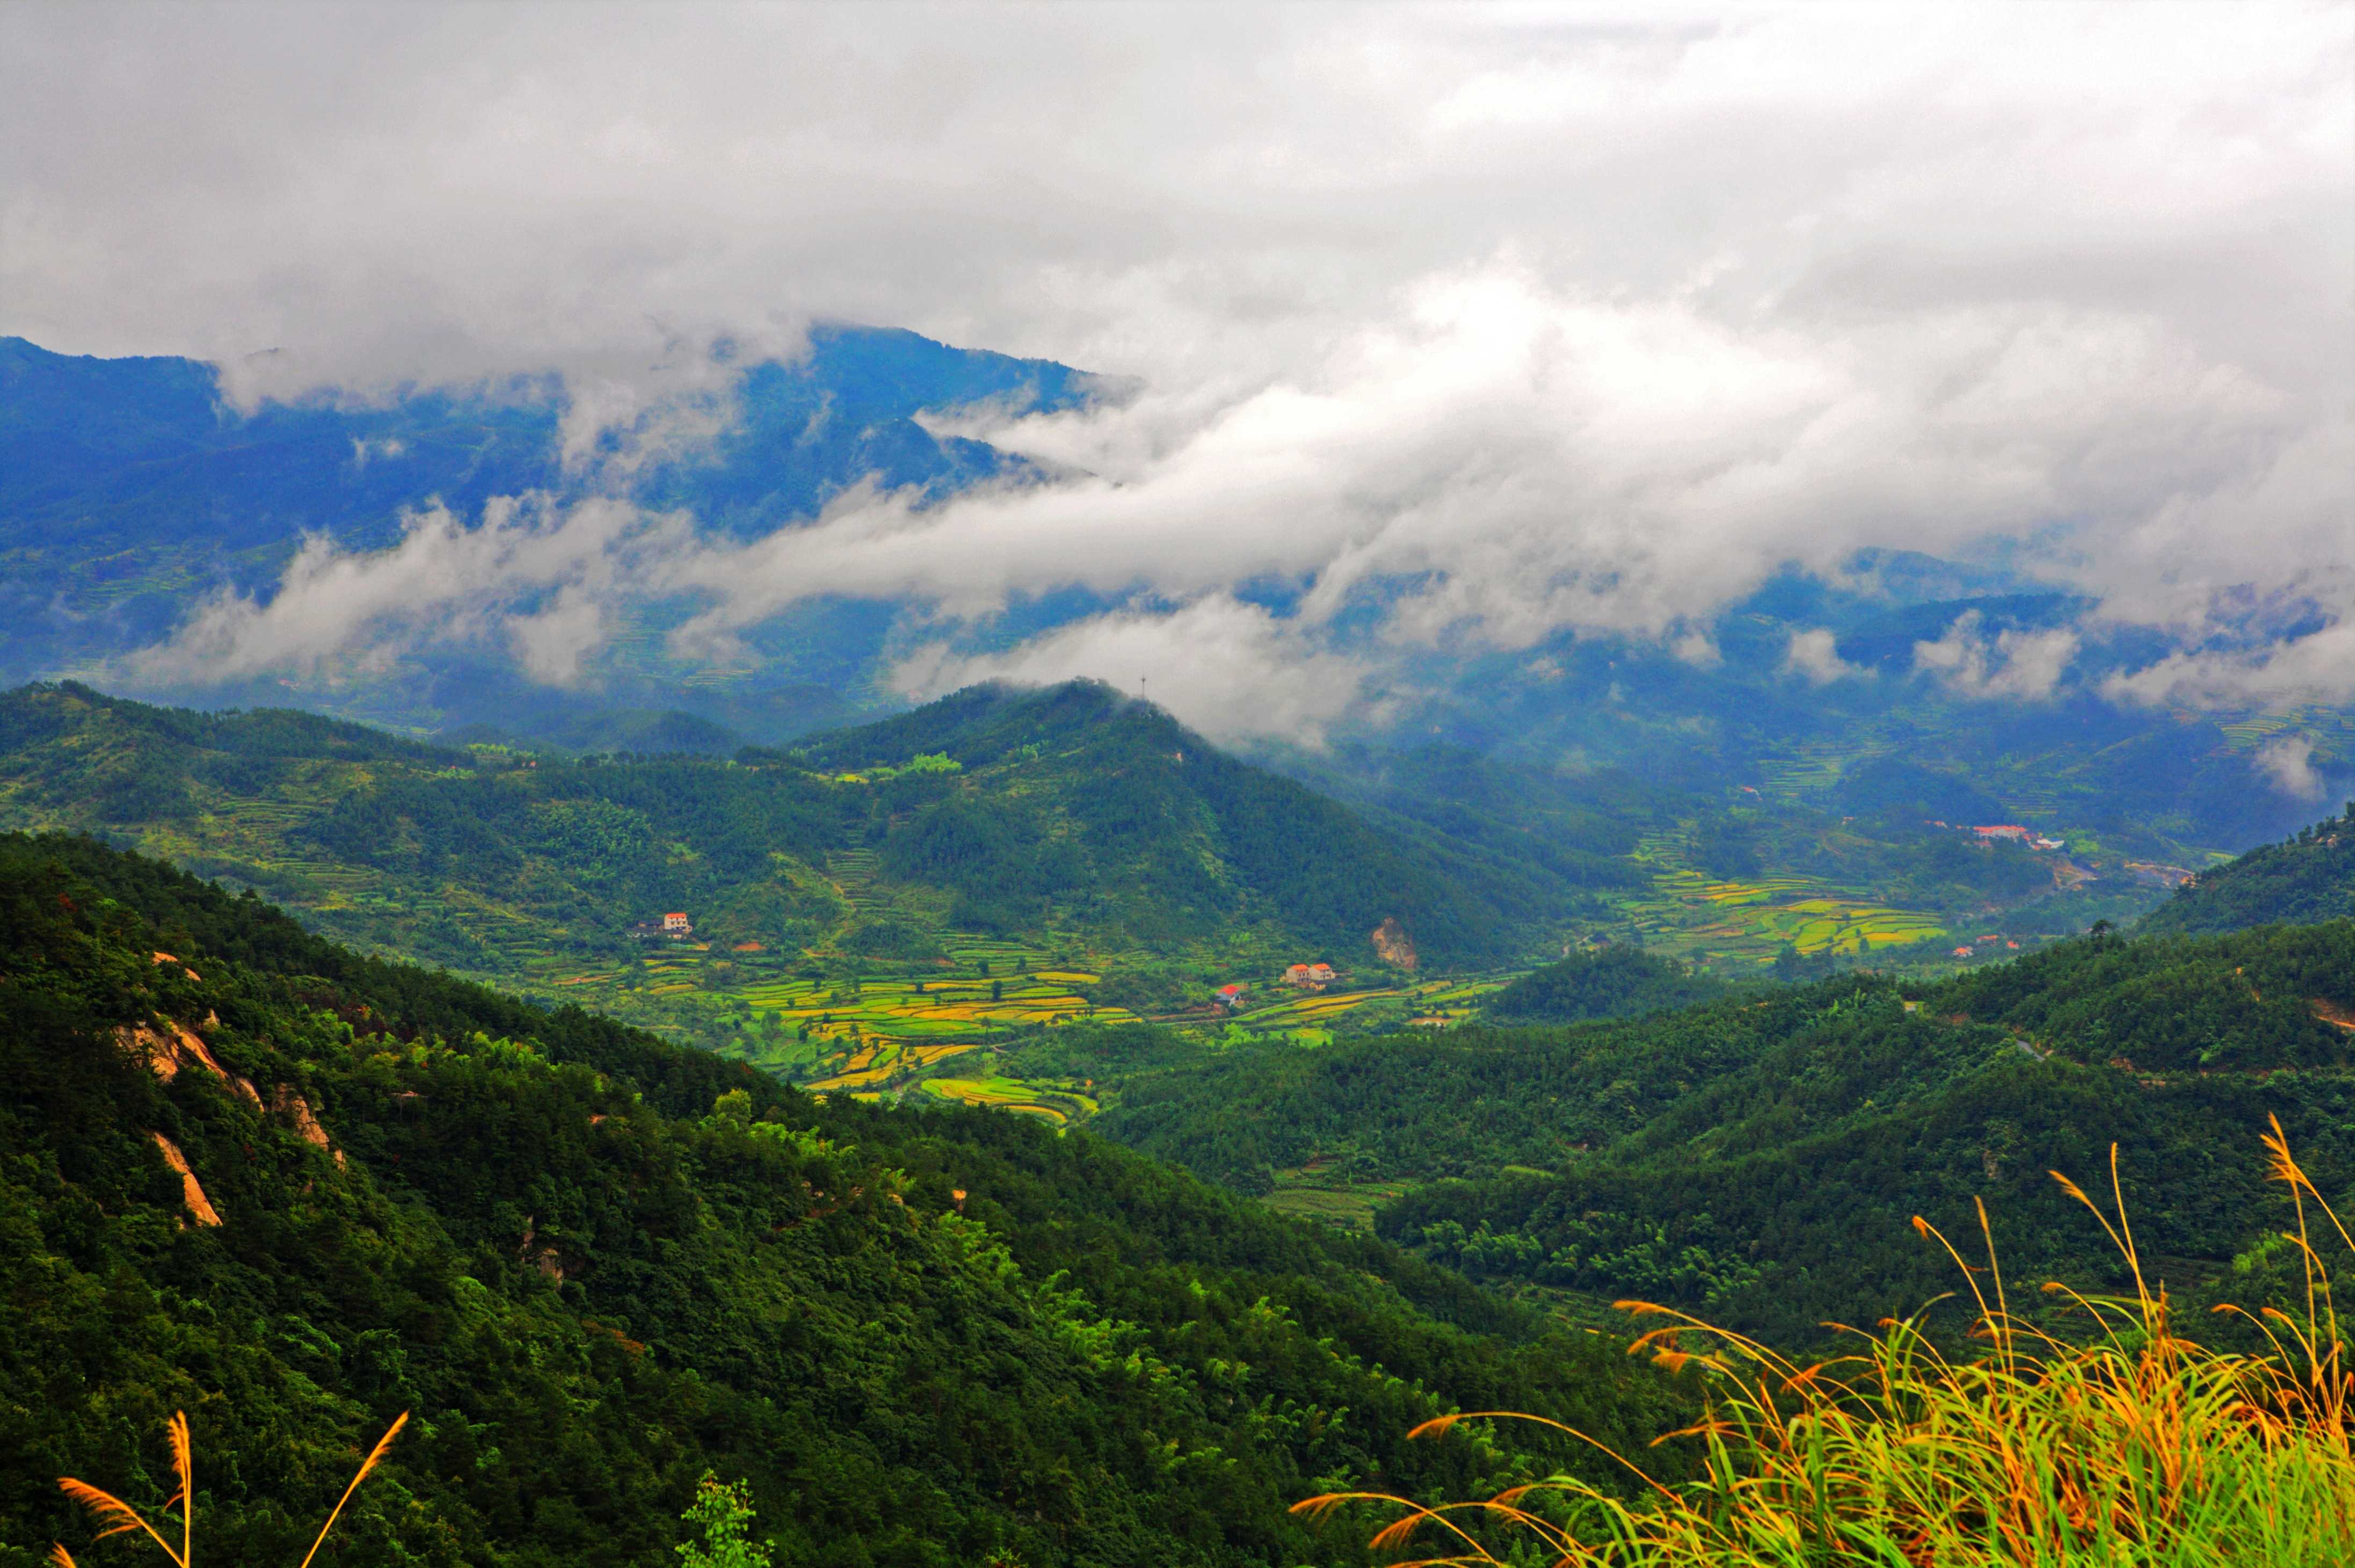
[7,2,2352,726]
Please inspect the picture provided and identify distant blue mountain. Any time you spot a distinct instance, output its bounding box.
[0,325,1098,681]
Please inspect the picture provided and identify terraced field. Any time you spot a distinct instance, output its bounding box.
[919,1075,1100,1125]
[1226,975,1514,1041]
[1751,735,1896,800]
[803,1039,982,1092]
[1614,832,1946,968]
[735,969,1135,1048]
[1261,1158,1413,1232]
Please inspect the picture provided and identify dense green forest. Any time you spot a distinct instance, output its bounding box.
[2141,801,2355,935]
[1481,945,1736,1023]
[1093,920,2355,1343]
[0,832,1700,1568]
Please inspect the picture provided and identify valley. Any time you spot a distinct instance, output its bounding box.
[2,676,2229,1137]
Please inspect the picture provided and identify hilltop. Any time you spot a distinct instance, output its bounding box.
[0,831,1696,1568]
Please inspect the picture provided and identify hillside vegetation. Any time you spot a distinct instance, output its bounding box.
[1093,919,2355,1343]
[1323,1125,2355,1565]
[2142,801,2355,935]
[0,680,1565,1025]
[0,832,1697,1568]
[1481,945,1735,1023]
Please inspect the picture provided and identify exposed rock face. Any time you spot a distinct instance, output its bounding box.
[151,1133,221,1226]
[271,1086,346,1166]
[123,1020,345,1163]
[122,1020,262,1105]
[1370,917,1419,971]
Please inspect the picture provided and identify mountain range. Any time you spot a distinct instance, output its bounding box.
[4,327,2348,876]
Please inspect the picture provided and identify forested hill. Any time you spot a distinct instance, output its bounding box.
[1092,919,2355,1345]
[2140,802,2355,935]
[0,832,1696,1568]
[0,679,1561,988]
[789,679,1579,961]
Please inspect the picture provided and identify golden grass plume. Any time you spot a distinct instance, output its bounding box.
[53,1409,407,1567]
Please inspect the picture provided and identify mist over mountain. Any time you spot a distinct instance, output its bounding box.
[2,324,2346,865]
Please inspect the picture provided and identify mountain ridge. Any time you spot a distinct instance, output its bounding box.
[0,680,1569,1054]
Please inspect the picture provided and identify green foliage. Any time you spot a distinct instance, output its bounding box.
[1093,921,2355,1345]
[677,1475,771,1568]
[2142,802,2355,935]
[0,832,1697,1568]
[1484,945,1735,1023]
[0,680,1559,990]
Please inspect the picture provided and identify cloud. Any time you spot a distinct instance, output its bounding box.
[2104,615,2355,710]
[888,596,1380,746]
[128,496,684,686]
[1911,612,2080,701]
[649,271,2328,665]
[2252,736,2328,802]
[8,3,2347,713]
[1783,628,1866,684]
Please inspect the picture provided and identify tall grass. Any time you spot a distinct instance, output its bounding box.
[1301,1119,2355,1565]
[49,1410,406,1567]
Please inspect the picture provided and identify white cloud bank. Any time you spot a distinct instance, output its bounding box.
[2252,735,2330,802]
[137,498,689,687]
[1911,612,2082,703]
[1784,629,1867,685]
[9,2,2350,730]
[888,596,1384,747]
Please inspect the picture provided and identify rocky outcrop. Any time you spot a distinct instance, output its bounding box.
[270,1085,346,1166]
[122,1020,262,1106]
[518,1216,565,1282]
[151,1133,221,1226]
[1369,917,1418,971]
[124,1019,345,1162]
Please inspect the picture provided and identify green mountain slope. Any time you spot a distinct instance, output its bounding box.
[0,832,1695,1568]
[1091,922,2355,1343]
[2140,803,2355,935]
[794,680,1553,961]
[0,681,1567,1058]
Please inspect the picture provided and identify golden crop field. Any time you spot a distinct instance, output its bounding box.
[1616,831,1947,966]
[729,952,1142,1090]
[919,1076,1098,1125]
